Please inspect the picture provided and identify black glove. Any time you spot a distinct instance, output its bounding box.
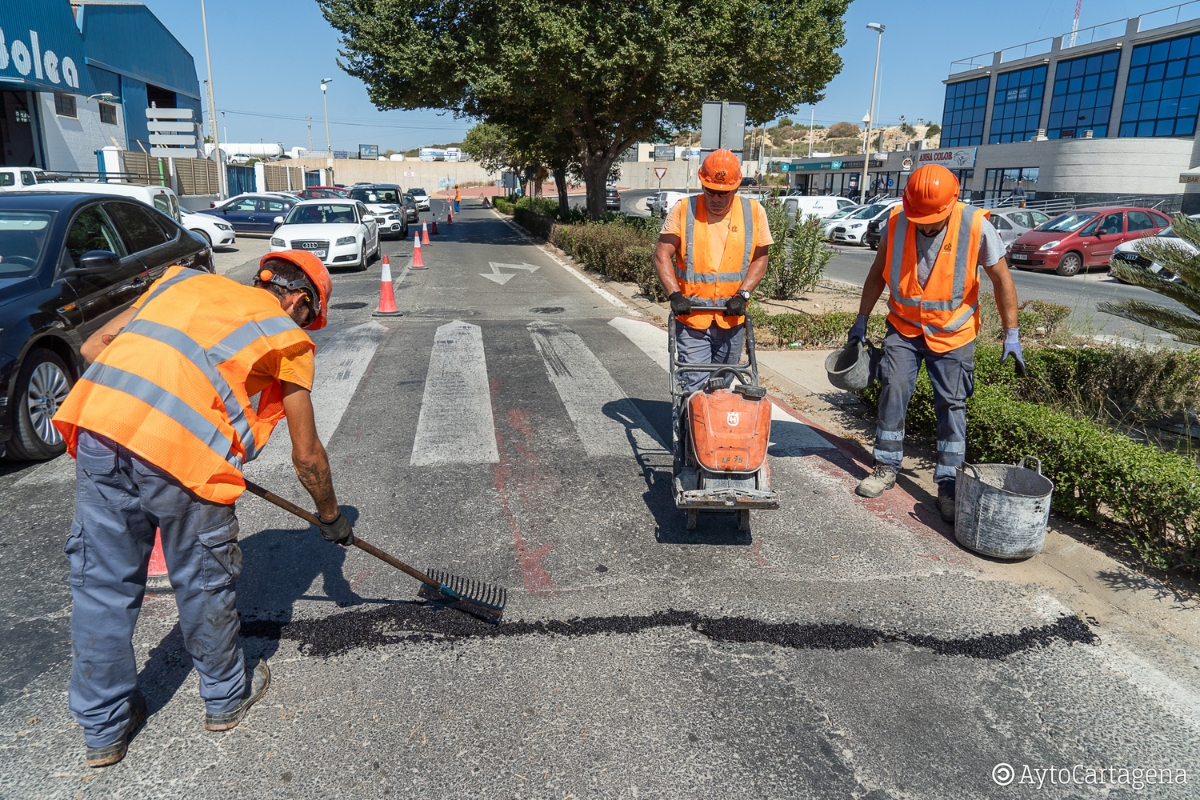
[669,291,691,316]
[725,293,747,316]
[318,511,354,546]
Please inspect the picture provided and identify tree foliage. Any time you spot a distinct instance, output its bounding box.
[319,0,850,218]
[1100,213,1200,345]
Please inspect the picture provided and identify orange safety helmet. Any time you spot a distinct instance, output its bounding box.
[902,164,960,224]
[258,250,333,331]
[698,149,743,191]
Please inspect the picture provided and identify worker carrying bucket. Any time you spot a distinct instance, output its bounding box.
[51,252,354,768]
[848,164,1024,522]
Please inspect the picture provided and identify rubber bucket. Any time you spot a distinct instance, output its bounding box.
[824,340,879,391]
[954,456,1054,559]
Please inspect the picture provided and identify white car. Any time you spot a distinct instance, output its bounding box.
[182,211,236,249]
[269,199,380,270]
[1109,218,1200,284]
[409,186,431,211]
[0,167,49,192]
[830,199,901,245]
[822,205,863,239]
[347,185,409,238]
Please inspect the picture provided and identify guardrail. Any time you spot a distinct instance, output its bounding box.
[999,37,1054,63]
[1115,195,1184,213]
[977,196,1077,214]
[949,53,992,74]
[1060,19,1129,49]
[1138,0,1200,32]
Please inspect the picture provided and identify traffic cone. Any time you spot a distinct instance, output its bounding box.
[373,254,401,316]
[431,215,439,235]
[447,207,454,224]
[411,232,426,269]
[146,528,172,594]
[421,221,430,245]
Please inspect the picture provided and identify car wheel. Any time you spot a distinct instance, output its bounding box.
[193,229,213,247]
[1056,252,1084,277]
[6,349,73,462]
[869,243,878,251]
[357,240,369,271]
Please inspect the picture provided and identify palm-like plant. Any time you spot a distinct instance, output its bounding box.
[1099,213,1200,345]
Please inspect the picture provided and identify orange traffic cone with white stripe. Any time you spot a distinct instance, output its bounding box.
[421,220,431,245]
[411,232,426,269]
[373,254,401,316]
[146,528,172,593]
[447,206,453,224]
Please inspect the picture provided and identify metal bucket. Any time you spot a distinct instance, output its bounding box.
[954,456,1054,559]
[824,340,879,391]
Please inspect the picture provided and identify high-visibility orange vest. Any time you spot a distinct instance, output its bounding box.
[884,202,988,353]
[674,195,755,330]
[53,266,315,504]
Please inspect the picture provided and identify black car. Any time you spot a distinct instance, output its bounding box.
[864,218,884,251]
[401,191,420,223]
[605,185,620,211]
[0,192,212,461]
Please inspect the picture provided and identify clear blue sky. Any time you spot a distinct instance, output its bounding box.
[141,0,1161,150]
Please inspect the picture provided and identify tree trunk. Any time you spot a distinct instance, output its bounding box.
[553,163,569,217]
[582,154,614,221]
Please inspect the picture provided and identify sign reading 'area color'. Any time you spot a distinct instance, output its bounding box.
[916,147,977,169]
[0,3,94,95]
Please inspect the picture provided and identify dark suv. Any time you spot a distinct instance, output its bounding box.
[606,185,620,211]
[0,192,211,461]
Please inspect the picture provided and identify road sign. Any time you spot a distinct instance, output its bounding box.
[147,107,196,160]
[654,167,668,180]
[700,101,746,156]
[144,107,193,120]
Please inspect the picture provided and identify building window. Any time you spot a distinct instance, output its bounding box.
[99,102,117,125]
[1119,33,1200,138]
[941,77,990,147]
[984,167,1039,203]
[14,109,30,123]
[1048,51,1119,139]
[989,66,1047,143]
[950,169,974,200]
[54,93,77,118]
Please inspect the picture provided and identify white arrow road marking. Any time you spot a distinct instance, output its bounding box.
[410,321,499,466]
[250,320,389,470]
[528,321,666,458]
[480,261,540,285]
[606,316,834,454]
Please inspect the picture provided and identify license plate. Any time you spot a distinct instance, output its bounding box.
[313,250,326,258]
[1011,253,1028,260]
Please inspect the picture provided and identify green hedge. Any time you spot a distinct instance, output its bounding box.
[549,219,666,301]
[493,196,514,215]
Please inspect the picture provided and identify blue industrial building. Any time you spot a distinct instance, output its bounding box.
[1,1,202,172]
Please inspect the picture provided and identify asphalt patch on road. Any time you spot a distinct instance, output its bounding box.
[241,605,1097,661]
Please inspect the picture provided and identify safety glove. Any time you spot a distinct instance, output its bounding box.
[318,511,355,546]
[724,293,748,317]
[847,314,869,345]
[669,291,692,316]
[1001,328,1026,377]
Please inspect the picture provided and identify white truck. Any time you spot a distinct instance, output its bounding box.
[0,167,49,192]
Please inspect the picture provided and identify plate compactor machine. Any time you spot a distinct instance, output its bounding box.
[669,310,779,531]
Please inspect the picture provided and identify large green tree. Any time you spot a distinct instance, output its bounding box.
[320,0,849,219]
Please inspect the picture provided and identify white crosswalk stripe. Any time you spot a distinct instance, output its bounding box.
[528,321,666,458]
[409,320,500,466]
[607,316,834,453]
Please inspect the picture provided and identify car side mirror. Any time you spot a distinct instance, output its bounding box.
[273,216,285,226]
[63,250,121,278]
[362,215,375,223]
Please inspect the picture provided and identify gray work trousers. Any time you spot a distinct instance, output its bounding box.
[674,321,745,394]
[873,323,976,487]
[66,431,246,748]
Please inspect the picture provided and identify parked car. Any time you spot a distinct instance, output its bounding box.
[1109,216,1200,284]
[409,187,431,211]
[200,193,297,234]
[182,211,236,249]
[780,195,857,227]
[296,186,350,200]
[347,184,409,238]
[0,167,50,192]
[831,199,901,246]
[1007,206,1171,276]
[656,190,701,218]
[21,181,182,222]
[269,199,379,270]
[0,192,212,460]
[821,205,862,239]
[740,177,759,187]
[401,192,420,223]
[606,185,621,211]
[989,208,1052,247]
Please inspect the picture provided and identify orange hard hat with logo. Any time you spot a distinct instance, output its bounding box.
[698,149,742,191]
[258,250,333,331]
[903,164,960,224]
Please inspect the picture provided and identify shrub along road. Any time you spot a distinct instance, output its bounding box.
[1,202,1198,798]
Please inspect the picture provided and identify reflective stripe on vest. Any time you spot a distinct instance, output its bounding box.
[678,195,753,307]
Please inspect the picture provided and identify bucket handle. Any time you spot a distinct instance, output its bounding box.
[1017,455,1042,475]
[958,462,980,480]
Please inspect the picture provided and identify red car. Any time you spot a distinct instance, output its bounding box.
[1006,206,1171,276]
[296,186,350,200]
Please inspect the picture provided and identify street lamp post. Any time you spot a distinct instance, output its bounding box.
[321,78,334,168]
[860,22,885,206]
[199,0,225,198]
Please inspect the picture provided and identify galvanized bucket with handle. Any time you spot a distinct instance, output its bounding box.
[954,456,1054,559]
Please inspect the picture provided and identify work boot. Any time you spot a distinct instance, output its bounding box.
[855,464,897,498]
[86,690,146,768]
[937,483,957,524]
[205,659,270,732]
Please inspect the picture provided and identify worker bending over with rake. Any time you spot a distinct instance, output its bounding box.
[52,251,355,768]
[654,148,773,393]
[849,164,1023,522]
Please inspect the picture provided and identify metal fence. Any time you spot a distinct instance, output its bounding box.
[227,165,256,196]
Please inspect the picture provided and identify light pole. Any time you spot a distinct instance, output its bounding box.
[808,106,815,157]
[860,22,885,205]
[321,78,333,167]
[200,0,225,198]
[221,110,228,145]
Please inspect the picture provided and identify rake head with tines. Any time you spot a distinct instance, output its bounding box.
[418,568,508,624]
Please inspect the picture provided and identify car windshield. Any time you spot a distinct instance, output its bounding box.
[285,203,357,225]
[1036,211,1099,233]
[351,188,401,204]
[829,207,858,220]
[0,211,53,276]
[410,188,427,196]
[850,204,887,220]
[1160,226,1178,239]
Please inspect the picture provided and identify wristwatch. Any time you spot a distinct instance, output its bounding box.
[737,290,751,300]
